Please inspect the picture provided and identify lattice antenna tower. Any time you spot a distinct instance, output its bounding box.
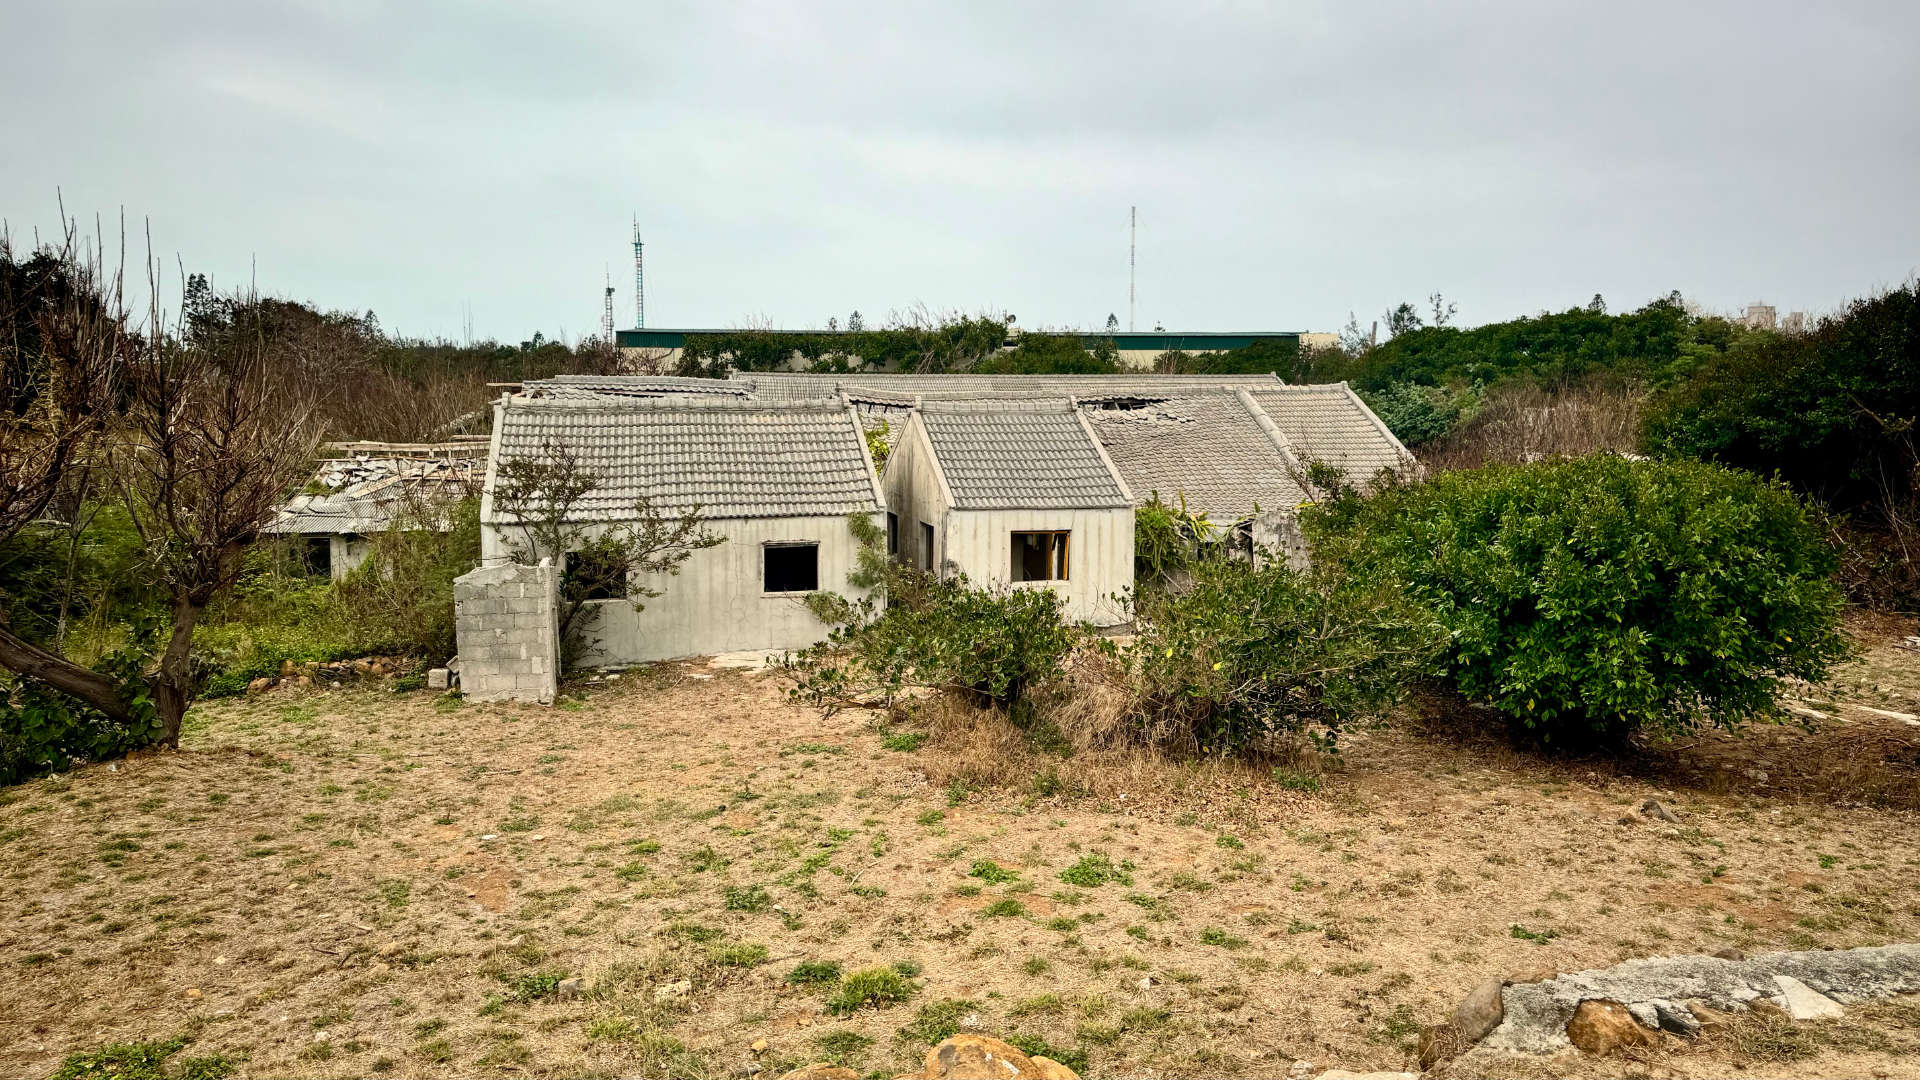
[1128,206,1136,332]
[601,267,615,342]
[632,216,646,329]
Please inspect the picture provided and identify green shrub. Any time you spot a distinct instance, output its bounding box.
[1317,454,1847,745]
[1360,381,1472,446]
[1058,853,1132,888]
[1,620,165,784]
[787,564,1080,713]
[1125,556,1441,754]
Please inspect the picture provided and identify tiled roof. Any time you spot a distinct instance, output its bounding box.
[736,371,1284,403]
[1084,391,1308,518]
[489,397,881,521]
[521,375,753,400]
[1247,385,1415,486]
[916,398,1130,511]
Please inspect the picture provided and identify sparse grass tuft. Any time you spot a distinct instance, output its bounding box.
[826,966,917,1015]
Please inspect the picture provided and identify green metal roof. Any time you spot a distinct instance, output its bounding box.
[616,328,1301,350]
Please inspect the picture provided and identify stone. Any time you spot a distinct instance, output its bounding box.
[1566,999,1656,1056]
[1314,1072,1418,1079]
[1774,975,1844,1020]
[1639,799,1680,823]
[654,979,692,1002]
[247,677,272,696]
[184,987,203,1000]
[557,976,586,1001]
[773,1067,858,1080]
[1711,946,1746,961]
[1652,1001,1701,1036]
[1451,977,1506,1042]
[925,1034,1078,1080]
[427,668,451,690]
[294,675,312,688]
[751,1039,769,1053]
[1286,1063,1314,1080]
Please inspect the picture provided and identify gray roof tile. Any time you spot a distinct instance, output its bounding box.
[1084,391,1308,518]
[1247,385,1415,485]
[491,398,880,521]
[917,397,1130,510]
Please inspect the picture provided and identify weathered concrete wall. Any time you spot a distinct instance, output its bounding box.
[454,559,559,704]
[571,513,880,666]
[328,534,373,582]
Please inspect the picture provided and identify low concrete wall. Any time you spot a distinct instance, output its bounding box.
[454,559,559,704]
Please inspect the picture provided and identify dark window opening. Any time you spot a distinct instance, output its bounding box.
[887,512,899,556]
[1011,531,1070,582]
[566,547,629,601]
[919,521,935,571]
[302,536,332,577]
[764,543,819,593]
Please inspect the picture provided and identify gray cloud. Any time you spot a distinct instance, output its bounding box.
[4,0,1915,340]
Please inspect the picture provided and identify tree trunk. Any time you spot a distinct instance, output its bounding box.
[151,593,207,749]
[0,622,133,723]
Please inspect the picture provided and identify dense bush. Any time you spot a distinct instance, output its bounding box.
[1316,455,1848,745]
[1125,556,1442,754]
[1359,381,1472,447]
[0,621,162,784]
[786,567,1081,714]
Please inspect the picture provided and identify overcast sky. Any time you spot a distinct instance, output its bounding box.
[4,1,1916,341]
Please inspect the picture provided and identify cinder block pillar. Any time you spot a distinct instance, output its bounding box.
[453,558,560,704]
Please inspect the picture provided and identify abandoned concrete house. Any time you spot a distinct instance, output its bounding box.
[883,395,1137,626]
[266,440,486,579]
[474,392,885,669]
[447,374,1412,699]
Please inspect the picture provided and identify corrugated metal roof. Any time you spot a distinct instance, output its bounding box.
[489,397,880,522]
[1247,385,1416,485]
[736,371,1286,403]
[1084,391,1308,518]
[916,397,1131,511]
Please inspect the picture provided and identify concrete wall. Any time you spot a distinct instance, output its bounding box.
[328,534,373,582]
[883,415,1134,626]
[562,513,880,666]
[454,560,560,704]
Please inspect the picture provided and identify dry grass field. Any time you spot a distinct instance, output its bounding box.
[2,625,1918,1080]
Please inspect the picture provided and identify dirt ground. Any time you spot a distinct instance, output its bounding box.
[2,629,1918,1080]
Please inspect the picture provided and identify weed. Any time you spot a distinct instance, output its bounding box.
[1199,927,1249,949]
[1022,956,1052,975]
[1509,924,1560,945]
[882,732,928,752]
[969,859,1019,884]
[981,899,1027,918]
[897,998,977,1045]
[724,885,772,913]
[1215,834,1244,850]
[1005,1034,1088,1073]
[814,1030,874,1064]
[686,844,730,872]
[49,1037,236,1080]
[827,966,917,1015]
[1058,853,1132,888]
[787,960,843,986]
[708,942,769,967]
[500,970,566,1002]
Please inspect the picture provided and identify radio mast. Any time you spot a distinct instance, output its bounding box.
[631,217,646,329]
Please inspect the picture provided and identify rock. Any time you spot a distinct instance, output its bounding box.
[654,979,692,1002]
[1627,1001,1660,1029]
[1314,1072,1418,1080]
[184,987,203,1000]
[751,1039,769,1053]
[774,1067,858,1080]
[1451,977,1506,1042]
[1565,999,1656,1056]
[1286,1061,1314,1080]
[1710,945,1746,961]
[1686,1002,1734,1033]
[247,677,272,696]
[1652,1001,1700,1036]
[924,1034,1078,1080]
[557,976,586,1001]
[1508,967,1557,985]
[1774,975,1844,1020]
[1639,799,1680,823]
[294,675,312,688]
[427,667,451,690]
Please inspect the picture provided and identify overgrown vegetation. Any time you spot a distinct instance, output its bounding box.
[1315,455,1849,745]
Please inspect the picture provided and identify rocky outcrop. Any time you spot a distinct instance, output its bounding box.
[1471,943,1920,1056]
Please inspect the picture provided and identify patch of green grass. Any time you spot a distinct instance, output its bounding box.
[969,859,1019,884]
[378,879,411,908]
[685,845,730,872]
[1058,853,1131,888]
[826,966,917,1016]
[708,943,769,967]
[499,970,566,1002]
[1215,834,1244,850]
[666,922,724,944]
[787,960,843,986]
[1270,768,1323,793]
[981,899,1027,918]
[784,742,847,756]
[814,1030,874,1065]
[896,998,977,1045]
[1508,924,1559,945]
[917,809,946,826]
[724,885,772,912]
[49,1037,236,1080]
[1021,956,1052,976]
[1005,1033,1088,1073]
[881,732,928,752]
[1198,927,1248,949]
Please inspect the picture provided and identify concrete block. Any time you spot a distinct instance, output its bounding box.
[426,668,450,690]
